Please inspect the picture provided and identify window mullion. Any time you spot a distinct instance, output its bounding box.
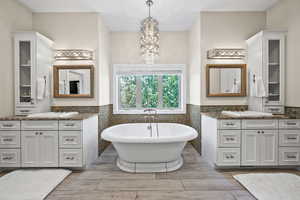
[136,76,142,109]
[158,75,163,109]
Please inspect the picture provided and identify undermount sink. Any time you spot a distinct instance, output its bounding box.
[221,111,273,118]
[26,112,79,118]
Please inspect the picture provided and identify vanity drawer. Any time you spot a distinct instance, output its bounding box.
[59,121,82,131]
[242,120,278,129]
[279,147,300,165]
[264,106,284,114]
[216,148,240,166]
[279,120,300,129]
[0,131,20,148]
[218,120,241,130]
[59,149,83,167]
[0,149,20,167]
[21,120,58,130]
[15,107,36,116]
[218,130,241,148]
[0,121,20,130]
[279,130,300,147]
[59,131,82,148]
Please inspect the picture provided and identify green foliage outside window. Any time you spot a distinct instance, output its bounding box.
[119,74,180,110]
[119,75,136,108]
[162,75,179,108]
[142,75,158,108]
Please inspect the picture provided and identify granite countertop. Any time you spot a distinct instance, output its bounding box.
[0,113,98,121]
[201,112,297,120]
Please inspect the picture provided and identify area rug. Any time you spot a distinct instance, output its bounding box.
[234,173,300,200]
[0,169,71,200]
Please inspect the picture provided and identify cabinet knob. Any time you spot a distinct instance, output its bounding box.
[262,131,265,134]
[35,132,39,135]
[258,131,261,134]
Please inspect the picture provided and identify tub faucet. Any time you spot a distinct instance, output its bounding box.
[144,109,159,137]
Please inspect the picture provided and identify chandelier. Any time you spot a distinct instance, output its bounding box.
[140,0,159,64]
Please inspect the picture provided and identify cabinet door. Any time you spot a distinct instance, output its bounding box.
[21,131,39,167]
[242,130,260,166]
[260,130,278,165]
[39,131,58,167]
[15,38,35,106]
[264,34,285,106]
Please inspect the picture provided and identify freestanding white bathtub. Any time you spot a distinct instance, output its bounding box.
[101,123,198,173]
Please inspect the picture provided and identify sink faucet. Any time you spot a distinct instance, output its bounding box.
[144,108,159,137]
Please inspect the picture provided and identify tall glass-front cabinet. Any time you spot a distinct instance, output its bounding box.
[14,32,54,115]
[247,31,286,114]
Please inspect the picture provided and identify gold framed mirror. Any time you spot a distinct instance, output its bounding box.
[206,64,247,97]
[53,65,94,98]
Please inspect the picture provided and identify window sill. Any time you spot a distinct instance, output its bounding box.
[113,109,186,115]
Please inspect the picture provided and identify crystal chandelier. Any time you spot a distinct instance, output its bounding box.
[140,0,159,64]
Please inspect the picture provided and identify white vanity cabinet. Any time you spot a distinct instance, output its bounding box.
[0,115,98,169]
[14,32,54,115]
[202,115,300,168]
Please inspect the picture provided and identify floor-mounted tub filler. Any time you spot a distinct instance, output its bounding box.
[101,123,198,173]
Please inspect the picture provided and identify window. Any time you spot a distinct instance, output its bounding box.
[113,64,186,114]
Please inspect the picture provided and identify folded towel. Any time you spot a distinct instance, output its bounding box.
[37,77,46,100]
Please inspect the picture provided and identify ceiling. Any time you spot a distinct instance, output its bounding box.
[18,0,278,31]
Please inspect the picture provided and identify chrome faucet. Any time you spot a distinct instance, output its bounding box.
[144,108,159,137]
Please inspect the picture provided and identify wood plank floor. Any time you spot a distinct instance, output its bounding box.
[13,144,300,200]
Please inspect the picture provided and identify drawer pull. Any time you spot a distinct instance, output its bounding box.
[287,137,297,140]
[3,156,13,161]
[286,155,297,159]
[2,124,14,128]
[3,138,13,142]
[65,138,75,142]
[20,110,30,113]
[225,123,235,126]
[65,123,75,127]
[66,156,75,160]
[286,122,297,126]
[226,137,235,141]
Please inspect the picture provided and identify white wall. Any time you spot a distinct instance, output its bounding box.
[0,0,32,117]
[33,13,100,106]
[200,12,266,105]
[188,15,201,105]
[111,31,188,64]
[267,0,300,107]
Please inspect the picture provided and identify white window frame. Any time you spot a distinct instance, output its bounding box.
[113,64,186,114]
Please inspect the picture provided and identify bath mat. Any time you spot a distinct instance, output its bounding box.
[233,173,300,200]
[0,169,71,200]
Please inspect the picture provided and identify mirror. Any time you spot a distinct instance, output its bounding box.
[53,65,94,98]
[206,64,246,97]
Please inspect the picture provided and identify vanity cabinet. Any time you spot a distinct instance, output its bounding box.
[14,32,54,115]
[21,131,58,167]
[202,115,300,168]
[242,130,278,166]
[0,115,98,169]
[247,31,286,114]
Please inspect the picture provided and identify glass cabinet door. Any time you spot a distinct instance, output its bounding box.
[267,39,281,105]
[19,41,32,104]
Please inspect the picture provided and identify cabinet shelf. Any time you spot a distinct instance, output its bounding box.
[269,82,279,84]
[269,63,280,66]
[21,85,31,87]
[269,94,280,97]
[20,64,31,68]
